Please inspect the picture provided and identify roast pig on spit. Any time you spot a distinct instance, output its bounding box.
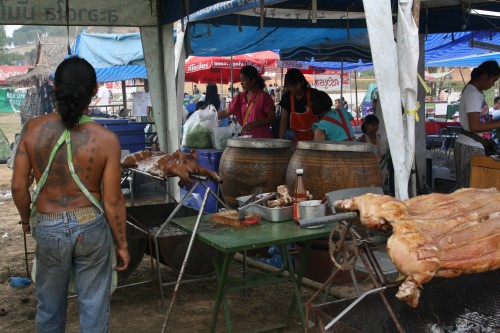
[333,187,500,309]
[121,149,222,185]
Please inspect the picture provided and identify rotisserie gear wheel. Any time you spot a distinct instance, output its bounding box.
[328,224,359,271]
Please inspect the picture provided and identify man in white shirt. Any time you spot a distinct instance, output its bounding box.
[489,96,500,120]
[94,83,110,112]
[131,79,150,122]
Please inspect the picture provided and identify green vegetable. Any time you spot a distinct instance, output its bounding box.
[214,134,231,150]
[184,124,213,148]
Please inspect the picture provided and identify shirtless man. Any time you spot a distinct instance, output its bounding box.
[11,57,130,333]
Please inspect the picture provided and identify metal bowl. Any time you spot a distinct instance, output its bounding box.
[298,200,326,220]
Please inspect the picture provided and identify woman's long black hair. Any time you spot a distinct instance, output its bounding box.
[470,60,500,82]
[205,83,221,111]
[53,57,97,129]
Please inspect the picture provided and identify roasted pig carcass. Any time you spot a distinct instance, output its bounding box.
[334,188,500,309]
[121,149,222,185]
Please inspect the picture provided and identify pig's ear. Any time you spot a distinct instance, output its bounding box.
[190,149,198,159]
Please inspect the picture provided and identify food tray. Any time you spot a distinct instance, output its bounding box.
[236,195,293,222]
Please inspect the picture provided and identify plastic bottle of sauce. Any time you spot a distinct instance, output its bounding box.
[293,168,307,225]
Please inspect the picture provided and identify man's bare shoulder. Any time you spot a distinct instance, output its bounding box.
[86,121,117,134]
[83,122,121,144]
[22,114,64,140]
[24,113,60,128]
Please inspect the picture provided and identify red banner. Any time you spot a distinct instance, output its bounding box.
[0,66,32,85]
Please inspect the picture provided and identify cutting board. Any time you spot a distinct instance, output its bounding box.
[211,210,261,228]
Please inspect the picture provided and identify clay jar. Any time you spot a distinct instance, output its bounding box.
[286,141,382,200]
[219,138,293,208]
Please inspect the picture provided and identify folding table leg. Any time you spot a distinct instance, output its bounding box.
[284,244,306,332]
[210,253,232,333]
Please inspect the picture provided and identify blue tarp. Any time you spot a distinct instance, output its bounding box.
[188,21,498,70]
[304,32,500,70]
[70,33,147,82]
[185,2,500,55]
[424,31,500,64]
[178,1,500,33]
[427,52,500,67]
[188,15,366,58]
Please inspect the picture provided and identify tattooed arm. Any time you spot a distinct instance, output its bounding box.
[11,125,33,234]
[101,133,130,271]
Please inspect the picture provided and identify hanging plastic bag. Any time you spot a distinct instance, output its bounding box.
[212,123,236,150]
[182,105,218,148]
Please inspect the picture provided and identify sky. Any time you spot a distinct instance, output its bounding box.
[4,25,21,37]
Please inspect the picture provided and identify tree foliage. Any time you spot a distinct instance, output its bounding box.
[11,26,85,46]
[0,26,23,65]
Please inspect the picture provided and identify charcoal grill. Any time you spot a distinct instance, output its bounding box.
[124,203,217,279]
[311,269,500,332]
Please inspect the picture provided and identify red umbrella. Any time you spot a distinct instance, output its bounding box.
[245,51,279,69]
[185,55,265,84]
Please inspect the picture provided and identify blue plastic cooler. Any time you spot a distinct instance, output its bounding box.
[94,118,147,153]
[180,148,223,213]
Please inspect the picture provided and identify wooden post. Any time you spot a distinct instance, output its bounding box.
[121,80,127,110]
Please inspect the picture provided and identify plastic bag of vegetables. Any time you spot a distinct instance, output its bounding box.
[182,105,218,148]
[212,125,235,150]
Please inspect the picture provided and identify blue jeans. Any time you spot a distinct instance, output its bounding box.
[34,206,113,333]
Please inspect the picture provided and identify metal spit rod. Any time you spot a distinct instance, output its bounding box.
[324,286,388,331]
[297,212,358,228]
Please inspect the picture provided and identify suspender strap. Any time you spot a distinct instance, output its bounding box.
[322,111,354,141]
[32,115,103,211]
[32,130,68,203]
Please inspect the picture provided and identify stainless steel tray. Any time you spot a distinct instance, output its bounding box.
[236,195,293,222]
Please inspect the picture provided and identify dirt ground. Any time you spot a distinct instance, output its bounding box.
[0,113,365,333]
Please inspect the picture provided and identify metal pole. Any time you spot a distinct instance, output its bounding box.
[121,80,127,110]
[23,232,30,278]
[324,286,388,331]
[161,187,210,332]
[354,71,359,123]
[340,59,344,101]
[230,56,234,101]
[155,181,200,307]
[350,72,353,114]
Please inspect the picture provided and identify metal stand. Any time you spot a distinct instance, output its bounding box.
[121,168,229,308]
[161,187,211,333]
[305,220,405,333]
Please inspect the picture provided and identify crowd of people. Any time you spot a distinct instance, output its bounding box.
[185,66,385,154]
[187,61,499,193]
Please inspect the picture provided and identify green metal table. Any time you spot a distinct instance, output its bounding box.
[172,215,333,333]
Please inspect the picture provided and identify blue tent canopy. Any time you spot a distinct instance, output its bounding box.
[185,1,500,56]
[70,33,147,82]
[91,65,147,82]
[424,31,500,63]
[175,0,499,33]
[426,52,500,67]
